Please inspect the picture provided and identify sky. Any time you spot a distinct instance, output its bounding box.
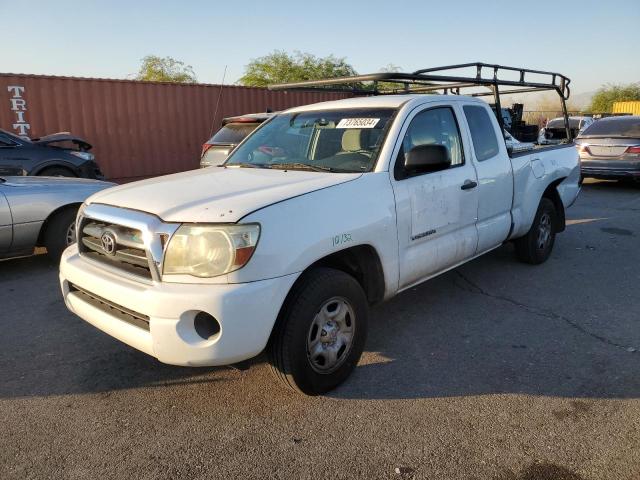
[1,0,639,96]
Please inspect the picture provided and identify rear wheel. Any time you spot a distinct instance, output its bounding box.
[514,197,557,265]
[268,268,369,395]
[43,208,78,262]
[38,166,76,177]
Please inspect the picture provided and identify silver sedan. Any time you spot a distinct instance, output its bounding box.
[0,176,114,261]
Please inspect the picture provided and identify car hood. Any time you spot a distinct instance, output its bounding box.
[87,167,362,223]
[32,132,92,151]
[1,176,113,188]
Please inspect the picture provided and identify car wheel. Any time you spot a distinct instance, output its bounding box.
[38,167,76,177]
[514,197,557,265]
[44,207,78,262]
[268,267,369,395]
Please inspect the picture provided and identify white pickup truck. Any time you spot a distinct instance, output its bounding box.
[60,92,580,395]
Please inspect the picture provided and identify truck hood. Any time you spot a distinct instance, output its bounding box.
[88,167,361,223]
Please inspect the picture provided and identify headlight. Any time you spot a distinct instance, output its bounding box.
[163,224,260,278]
[70,151,95,161]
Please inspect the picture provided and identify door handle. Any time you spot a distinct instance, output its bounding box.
[461,180,478,190]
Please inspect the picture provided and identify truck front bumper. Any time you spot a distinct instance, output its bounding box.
[59,245,298,366]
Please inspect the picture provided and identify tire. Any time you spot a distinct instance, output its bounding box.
[514,197,557,265]
[43,207,78,262]
[38,166,76,177]
[268,268,369,395]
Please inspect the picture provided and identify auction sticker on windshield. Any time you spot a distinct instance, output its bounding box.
[337,118,380,129]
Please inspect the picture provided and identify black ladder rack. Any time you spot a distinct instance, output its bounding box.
[268,62,572,141]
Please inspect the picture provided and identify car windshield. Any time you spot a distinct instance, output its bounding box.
[224,108,396,173]
[211,122,261,144]
[579,116,640,138]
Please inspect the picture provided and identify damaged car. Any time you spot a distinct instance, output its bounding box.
[0,129,104,179]
[538,116,594,145]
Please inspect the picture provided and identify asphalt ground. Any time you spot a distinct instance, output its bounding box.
[1,179,639,479]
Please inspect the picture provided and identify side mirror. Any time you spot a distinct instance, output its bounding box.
[404,144,451,175]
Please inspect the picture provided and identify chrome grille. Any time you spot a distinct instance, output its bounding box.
[77,203,180,283]
[78,218,152,280]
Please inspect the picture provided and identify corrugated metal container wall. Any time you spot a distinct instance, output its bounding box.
[612,101,640,116]
[0,74,351,182]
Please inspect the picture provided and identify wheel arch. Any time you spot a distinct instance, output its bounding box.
[542,177,566,232]
[32,160,78,176]
[268,243,386,342]
[305,244,386,305]
[36,203,81,246]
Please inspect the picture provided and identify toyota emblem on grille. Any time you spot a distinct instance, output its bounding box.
[100,231,117,256]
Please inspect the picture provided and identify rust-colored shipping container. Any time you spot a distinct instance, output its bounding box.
[0,74,350,182]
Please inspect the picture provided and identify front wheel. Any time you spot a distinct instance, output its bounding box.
[514,197,557,265]
[44,207,78,262]
[268,268,369,395]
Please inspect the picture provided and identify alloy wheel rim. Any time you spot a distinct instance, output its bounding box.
[537,212,552,250]
[307,297,356,374]
[65,222,77,246]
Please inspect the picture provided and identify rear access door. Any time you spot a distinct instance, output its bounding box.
[459,103,514,253]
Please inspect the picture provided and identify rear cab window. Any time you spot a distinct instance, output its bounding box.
[463,105,500,161]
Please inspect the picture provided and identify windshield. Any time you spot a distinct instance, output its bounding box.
[579,116,640,138]
[224,108,396,173]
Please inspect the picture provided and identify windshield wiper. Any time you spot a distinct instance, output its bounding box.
[227,162,269,169]
[267,163,334,172]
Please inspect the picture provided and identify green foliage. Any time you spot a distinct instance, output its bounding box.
[376,63,403,92]
[135,55,196,83]
[589,83,640,113]
[238,50,357,87]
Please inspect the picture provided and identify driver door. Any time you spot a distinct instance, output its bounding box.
[391,104,479,289]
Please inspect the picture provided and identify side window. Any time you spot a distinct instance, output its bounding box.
[463,105,500,161]
[395,107,464,179]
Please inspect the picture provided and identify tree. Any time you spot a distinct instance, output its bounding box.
[135,55,197,83]
[589,83,640,113]
[376,63,402,92]
[239,50,357,87]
